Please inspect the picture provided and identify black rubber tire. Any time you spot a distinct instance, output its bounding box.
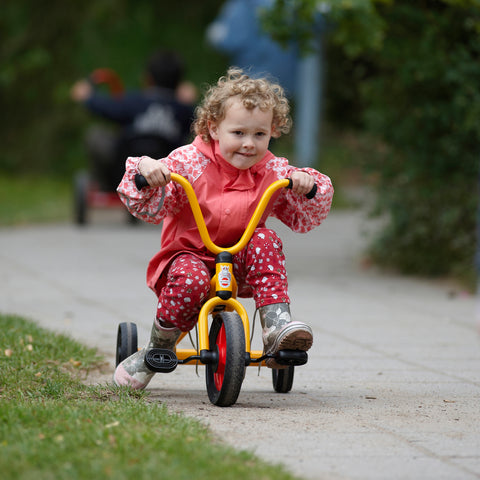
[272,365,295,393]
[206,312,246,407]
[74,171,89,225]
[116,322,138,366]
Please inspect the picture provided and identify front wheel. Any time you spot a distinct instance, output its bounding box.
[272,365,295,393]
[205,312,246,407]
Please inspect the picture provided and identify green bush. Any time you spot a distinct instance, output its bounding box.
[266,0,480,283]
[359,2,480,281]
[0,0,226,176]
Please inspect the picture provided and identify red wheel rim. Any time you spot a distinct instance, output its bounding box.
[214,323,227,391]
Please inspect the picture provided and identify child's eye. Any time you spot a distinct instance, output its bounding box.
[233,130,243,136]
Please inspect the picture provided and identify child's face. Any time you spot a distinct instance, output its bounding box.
[208,98,273,170]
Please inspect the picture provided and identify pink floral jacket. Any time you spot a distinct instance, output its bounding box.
[118,135,333,295]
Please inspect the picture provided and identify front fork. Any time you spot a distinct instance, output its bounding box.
[198,252,251,354]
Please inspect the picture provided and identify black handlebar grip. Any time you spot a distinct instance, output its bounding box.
[286,178,317,199]
[135,174,149,190]
[305,183,317,199]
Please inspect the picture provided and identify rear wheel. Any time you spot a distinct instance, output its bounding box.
[272,365,295,393]
[206,312,245,407]
[116,322,138,366]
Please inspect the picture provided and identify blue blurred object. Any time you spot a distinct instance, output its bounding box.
[207,0,298,96]
[207,0,325,166]
[294,36,323,167]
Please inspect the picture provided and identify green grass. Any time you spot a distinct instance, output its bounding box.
[0,175,72,225]
[0,314,301,480]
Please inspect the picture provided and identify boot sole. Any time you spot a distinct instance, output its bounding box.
[265,323,313,369]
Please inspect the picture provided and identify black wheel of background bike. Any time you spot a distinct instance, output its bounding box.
[116,322,138,366]
[73,171,89,225]
[205,312,246,407]
[272,365,295,393]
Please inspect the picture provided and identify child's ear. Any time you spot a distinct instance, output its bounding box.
[208,121,219,141]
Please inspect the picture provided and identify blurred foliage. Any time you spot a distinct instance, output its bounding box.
[262,0,388,55]
[0,0,227,176]
[360,2,480,282]
[266,0,480,282]
[3,0,480,283]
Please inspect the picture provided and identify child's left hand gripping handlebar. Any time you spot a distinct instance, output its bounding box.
[134,174,317,198]
[284,178,317,199]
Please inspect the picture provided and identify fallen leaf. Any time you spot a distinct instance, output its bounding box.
[105,421,120,429]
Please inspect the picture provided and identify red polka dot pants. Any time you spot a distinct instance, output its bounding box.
[156,228,290,331]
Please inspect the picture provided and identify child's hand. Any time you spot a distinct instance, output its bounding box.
[138,157,171,187]
[71,80,92,102]
[290,171,315,196]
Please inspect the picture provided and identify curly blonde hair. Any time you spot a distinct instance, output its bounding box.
[193,67,292,143]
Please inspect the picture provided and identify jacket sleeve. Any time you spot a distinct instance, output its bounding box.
[84,92,142,124]
[271,166,334,233]
[116,151,188,225]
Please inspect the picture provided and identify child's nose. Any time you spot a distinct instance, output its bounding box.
[243,135,254,148]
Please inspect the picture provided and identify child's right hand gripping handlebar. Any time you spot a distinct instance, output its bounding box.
[134,173,317,255]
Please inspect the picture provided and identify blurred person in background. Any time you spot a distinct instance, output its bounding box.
[71,49,197,190]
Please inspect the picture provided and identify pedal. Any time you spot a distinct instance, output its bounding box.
[144,348,178,373]
[275,349,308,366]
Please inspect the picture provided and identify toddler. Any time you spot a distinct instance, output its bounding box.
[114,68,333,389]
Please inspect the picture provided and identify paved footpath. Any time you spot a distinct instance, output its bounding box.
[1,209,479,480]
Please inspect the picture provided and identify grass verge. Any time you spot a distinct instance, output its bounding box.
[0,313,300,480]
[0,175,72,226]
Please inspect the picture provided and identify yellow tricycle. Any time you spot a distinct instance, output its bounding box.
[116,172,316,407]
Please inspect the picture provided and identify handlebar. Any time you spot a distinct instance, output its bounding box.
[135,174,317,199]
[134,173,317,255]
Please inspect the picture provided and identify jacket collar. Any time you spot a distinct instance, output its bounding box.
[192,135,274,190]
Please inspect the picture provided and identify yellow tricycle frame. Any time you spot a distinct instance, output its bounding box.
[169,172,290,366]
[116,171,314,406]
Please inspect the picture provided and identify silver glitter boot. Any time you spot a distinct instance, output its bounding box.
[113,318,181,389]
[259,303,313,369]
